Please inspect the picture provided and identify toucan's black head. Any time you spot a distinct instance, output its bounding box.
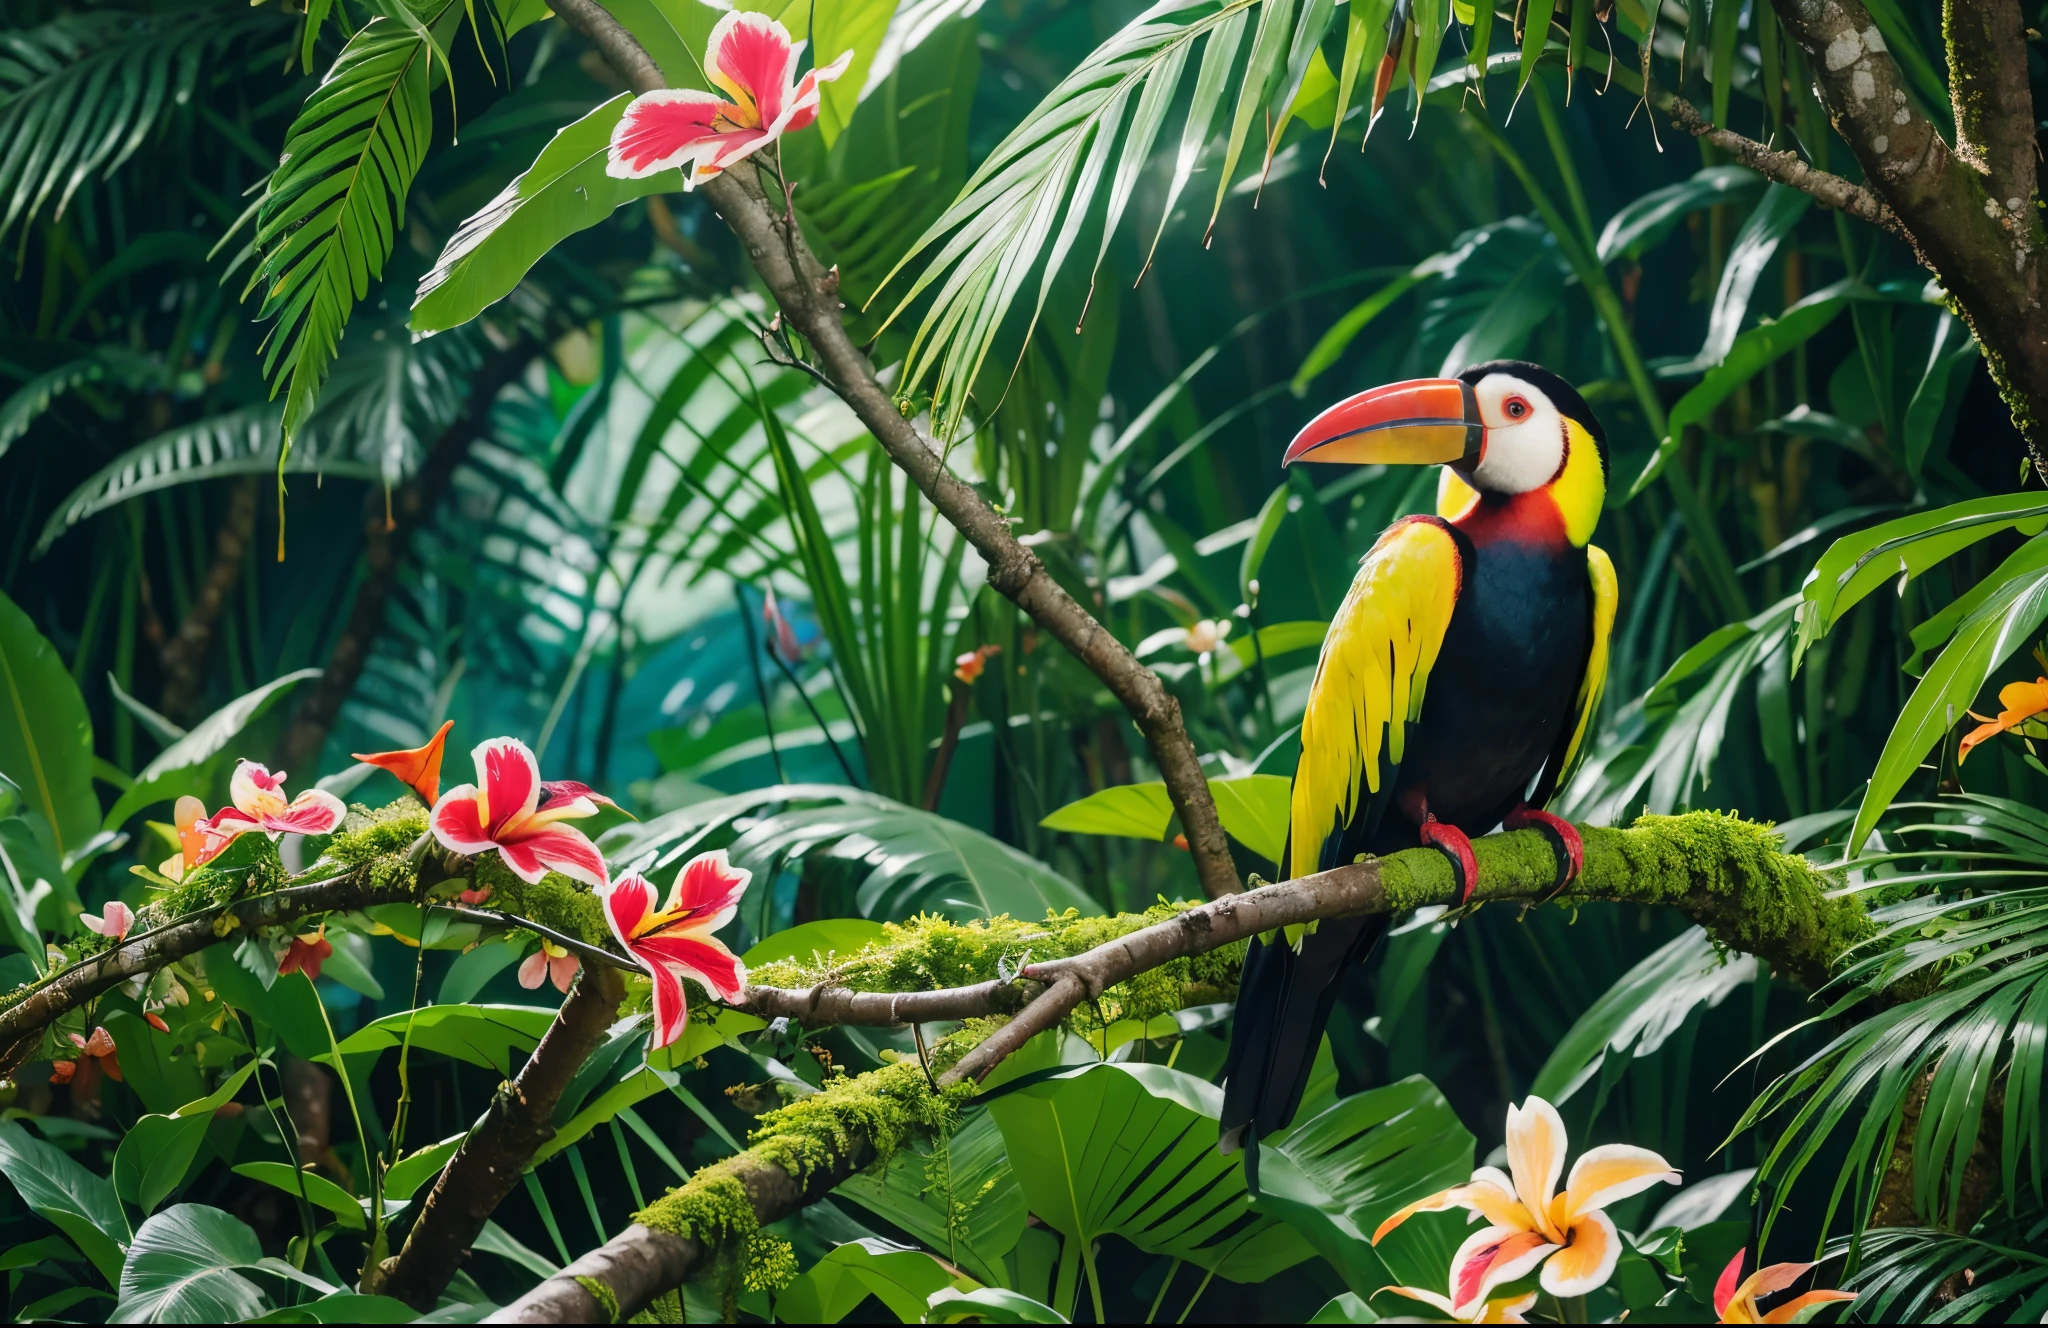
[1455,359,1609,483]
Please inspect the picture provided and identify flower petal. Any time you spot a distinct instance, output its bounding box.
[646,951,691,1049]
[549,952,579,994]
[1715,1251,1746,1318]
[494,838,551,885]
[780,47,854,135]
[1537,1209,1620,1299]
[665,849,751,929]
[1450,1227,1555,1316]
[518,950,549,990]
[607,89,729,179]
[354,719,453,806]
[1371,1187,1462,1243]
[1738,1262,1821,1305]
[430,787,494,855]
[473,737,542,837]
[705,11,795,125]
[1379,1286,1457,1316]
[1504,1097,1569,1231]
[635,930,746,1002]
[510,823,609,889]
[603,872,659,944]
[230,761,288,818]
[1759,1290,1857,1324]
[1481,1292,1538,1324]
[1562,1143,1680,1218]
[264,789,346,837]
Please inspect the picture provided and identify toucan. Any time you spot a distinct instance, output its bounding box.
[1219,360,1618,1163]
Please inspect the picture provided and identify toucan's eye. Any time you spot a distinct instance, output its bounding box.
[1504,396,1531,420]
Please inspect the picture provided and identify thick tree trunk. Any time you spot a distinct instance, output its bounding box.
[1768,0,2048,467]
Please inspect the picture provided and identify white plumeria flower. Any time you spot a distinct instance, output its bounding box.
[1374,1095,1679,1315]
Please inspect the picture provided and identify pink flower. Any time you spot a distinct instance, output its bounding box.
[62,1027,121,1083]
[197,761,347,853]
[429,738,611,888]
[519,939,580,994]
[458,885,493,907]
[762,587,801,661]
[600,852,750,1049]
[605,12,852,189]
[80,900,135,942]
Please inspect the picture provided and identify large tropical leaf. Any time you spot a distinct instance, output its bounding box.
[606,785,1096,929]
[985,1061,1314,1314]
[0,589,97,858]
[0,1119,131,1284]
[249,9,452,441]
[103,669,322,828]
[111,1204,274,1323]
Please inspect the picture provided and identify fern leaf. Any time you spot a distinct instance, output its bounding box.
[251,14,445,444]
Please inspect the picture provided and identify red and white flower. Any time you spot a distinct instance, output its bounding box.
[277,932,334,981]
[80,900,134,942]
[605,12,851,189]
[519,939,580,994]
[197,761,347,849]
[429,738,611,888]
[601,852,750,1049]
[1715,1254,1856,1324]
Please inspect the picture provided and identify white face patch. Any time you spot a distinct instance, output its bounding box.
[1467,373,1566,495]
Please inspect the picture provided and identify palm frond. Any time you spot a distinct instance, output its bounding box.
[0,348,165,464]
[0,9,280,253]
[1741,794,2048,1242]
[1840,1222,2048,1322]
[250,9,454,443]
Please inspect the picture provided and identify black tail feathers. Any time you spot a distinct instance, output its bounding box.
[1218,913,1389,1166]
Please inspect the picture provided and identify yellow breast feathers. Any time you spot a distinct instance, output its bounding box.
[1289,517,1464,876]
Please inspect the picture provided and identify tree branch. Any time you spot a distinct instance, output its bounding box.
[545,0,1241,901]
[0,871,418,1075]
[158,476,260,721]
[371,964,628,1310]
[492,812,1866,1324]
[1664,95,1901,235]
[1768,0,2048,467]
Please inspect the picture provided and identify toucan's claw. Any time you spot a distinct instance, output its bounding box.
[1505,805,1584,899]
[1419,814,1479,905]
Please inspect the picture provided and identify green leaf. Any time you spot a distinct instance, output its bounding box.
[1907,535,2048,675]
[384,1133,465,1202]
[437,941,519,1005]
[0,1119,130,1285]
[0,590,97,859]
[834,1111,1026,1286]
[231,1161,366,1230]
[0,350,165,464]
[927,1286,1070,1324]
[1902,312,1978,478]
[246,1292,419,1323]
[204,947,332,1058]
[812,0,900,145]
[0,810,76,951]
[1292,264,1429,393]
[986,1062,1313,1283]
[36,408,384,553]
[0,1233,85,1273]
[1664,183,1812,374]
[529,1065,676,1168]
[475,1219,560,1278]
[329,1003,560,1074]
[776,1239,974,1324]
[1253,1075,1474,1297]
[1631,280,1866,498]
[411,95,682,334]
[1038,774,1291,864]
[1417,217,1567,378]
[251,12,446,442]
[1530,926,1757,1107]
[1307,1292,1378,1323]
[1595,165,1760,263]
[742,918,890,968]
[1797,494,2048,662]
[1848,566,2048,853]
[103,669,322,828]
[115,1060,261,1214]
[111,1204,269,1323]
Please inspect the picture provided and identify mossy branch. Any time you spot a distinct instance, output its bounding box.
[492,812,1865,1323]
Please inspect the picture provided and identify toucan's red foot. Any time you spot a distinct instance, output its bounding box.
[1505,805,1584,894]
[1419,815,1478,905]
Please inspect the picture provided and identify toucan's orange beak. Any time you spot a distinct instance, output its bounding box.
[1283,378,1484,468]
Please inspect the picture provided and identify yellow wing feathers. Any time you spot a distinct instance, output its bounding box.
[1557,544,1619,779]
[1289,518,1463,876]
